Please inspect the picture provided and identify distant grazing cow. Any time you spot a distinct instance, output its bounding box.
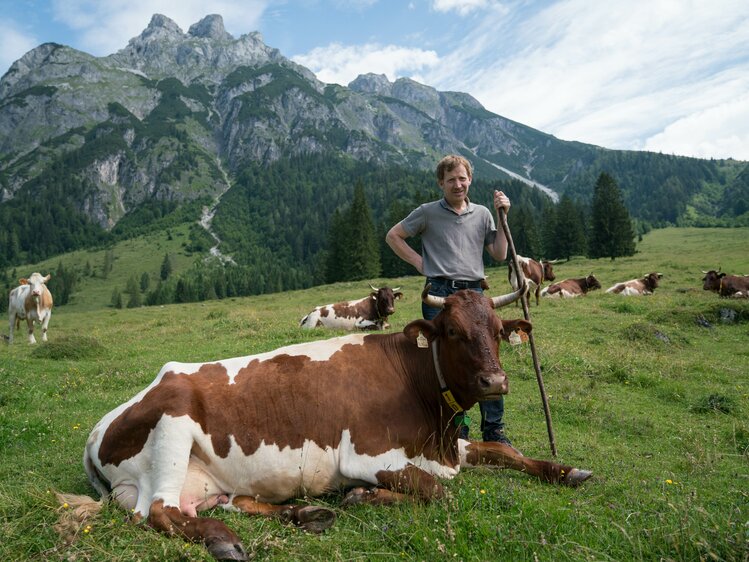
[606,272,663,296]
[508,256,557,306]
[73,287,591,560]
[702,269,749,298]
[541,275,602,298]
[300,285,403,330]
[8,272,53,344]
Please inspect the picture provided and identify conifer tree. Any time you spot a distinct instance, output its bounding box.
[553,195,587,260]
[507,207,540,259]
[160,253,173,280]
[346,182,381,281]
[588,172,636,260]
[325,183,381,282]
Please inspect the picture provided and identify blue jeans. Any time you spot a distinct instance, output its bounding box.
[422,279,506,442]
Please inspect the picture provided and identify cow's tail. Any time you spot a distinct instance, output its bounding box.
[52,445,109,543]
[53,491,104,544]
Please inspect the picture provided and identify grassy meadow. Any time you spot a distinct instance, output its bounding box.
[1,227,748,561]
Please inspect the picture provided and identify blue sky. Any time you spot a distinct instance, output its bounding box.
[2,0,749,160]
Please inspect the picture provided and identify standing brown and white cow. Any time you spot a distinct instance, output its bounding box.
[8,272,53,344]
[541,274,602,298]
[702,269,749,298]
[299,285,403,330]
[606,272,663,296]
[78,287,591,560]
[508,256,557,305]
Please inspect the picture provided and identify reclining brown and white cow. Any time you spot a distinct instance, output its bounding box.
[299,284,403,330]
[606,272,663,296]
[68,285,591,561]
[541,274,602,298]
[702,269,749,298]
[7,272,53,344]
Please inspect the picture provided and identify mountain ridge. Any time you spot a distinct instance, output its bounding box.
[0,13,747,271]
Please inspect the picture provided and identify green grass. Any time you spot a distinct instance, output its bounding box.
[1,227,748,561]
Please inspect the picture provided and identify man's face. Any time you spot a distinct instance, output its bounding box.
[438,164,472,209]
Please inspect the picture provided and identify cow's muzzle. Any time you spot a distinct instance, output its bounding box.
[478,371,508,399]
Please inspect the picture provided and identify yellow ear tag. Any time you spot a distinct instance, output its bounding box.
[417,331,428,348]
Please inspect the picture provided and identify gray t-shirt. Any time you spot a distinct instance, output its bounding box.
[401,198,497,280]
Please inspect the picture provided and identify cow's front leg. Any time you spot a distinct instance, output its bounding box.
[462,441,592,486]
[26,318,37,344]
[148,499,247,561]
[230,496,336,534]
[41,312,51,342]
[342,465,445,506]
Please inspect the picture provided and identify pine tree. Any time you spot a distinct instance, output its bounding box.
[588,173,636,260]
[125,276,141,308]
[325,183,381,283]
[507,207,540,259]
[160,253,173,280]
[140,272,150,293]
[553,195,587,260]
[345,183,381,281]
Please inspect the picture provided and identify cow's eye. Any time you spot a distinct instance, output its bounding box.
[447,327,458,338]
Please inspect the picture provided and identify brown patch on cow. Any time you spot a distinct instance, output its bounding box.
[98,338,455,468]
[375,465,444,501]
[320,308,330,318]
[331,299,371,320]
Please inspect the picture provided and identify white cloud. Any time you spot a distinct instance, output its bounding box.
[49,0,269,55]
[432,0,490,15]
[293,43,440,86]
[422,0,749,159]
[643,94,749,160]
[0,20,38,74]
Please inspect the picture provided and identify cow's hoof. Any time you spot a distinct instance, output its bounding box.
[563,468,592,487]
[341,486,372,507]
[206,539,247,561]
[295,506,336,533]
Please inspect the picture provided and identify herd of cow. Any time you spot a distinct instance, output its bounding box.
[8,262,748,561]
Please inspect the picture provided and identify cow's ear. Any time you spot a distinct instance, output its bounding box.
[500,319,532,341]
[394,292,403,300]
[371,292,377,300]
[719,272,727,278]
[19,278,28,285]
[403,319,436,345]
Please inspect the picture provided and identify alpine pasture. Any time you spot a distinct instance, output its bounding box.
[1,227,747,561]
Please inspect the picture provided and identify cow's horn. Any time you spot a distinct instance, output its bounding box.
[392,286,401,292]
[701,270,708,274]
[421,284,445,308]
[490,284,525,308]
[369,283,379,291]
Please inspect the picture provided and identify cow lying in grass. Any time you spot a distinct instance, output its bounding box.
[62,286,592,561]
[299,284,403,330]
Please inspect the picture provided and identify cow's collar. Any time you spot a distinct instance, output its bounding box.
[431,341,470,428]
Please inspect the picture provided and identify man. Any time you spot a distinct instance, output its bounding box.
[385,154,513,445]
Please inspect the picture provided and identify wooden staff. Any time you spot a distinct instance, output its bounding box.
[498,208,558,456]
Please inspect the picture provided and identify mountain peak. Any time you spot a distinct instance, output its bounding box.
[188,14,233,41]
[143,14,183,38]
[348,73,392,96]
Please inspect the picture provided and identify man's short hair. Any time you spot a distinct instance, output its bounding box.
[436,154,473,181]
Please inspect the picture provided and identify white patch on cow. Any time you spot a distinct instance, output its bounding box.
[150,334,367,383]
[88,415,460,519]
[541,288,579,299]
